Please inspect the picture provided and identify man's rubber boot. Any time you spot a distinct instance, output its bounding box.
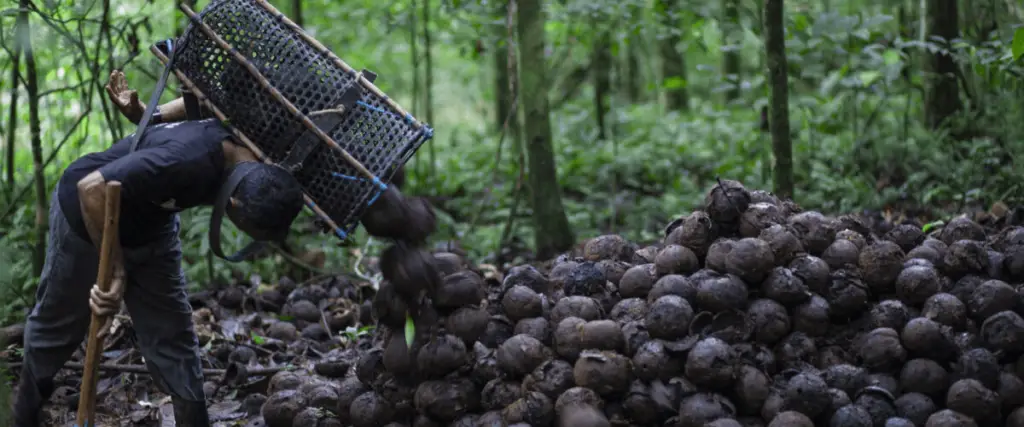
[172,397,211,427]
[11,366,55,427]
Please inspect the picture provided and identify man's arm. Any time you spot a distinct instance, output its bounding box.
[77,170,125,276]
[156,97,187,123]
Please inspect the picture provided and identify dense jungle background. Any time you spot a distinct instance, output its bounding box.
[0,0,1023,423]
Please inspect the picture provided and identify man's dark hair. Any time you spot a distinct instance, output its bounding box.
[231,163,304,240]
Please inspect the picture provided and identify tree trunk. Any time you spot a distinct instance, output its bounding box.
[763,0,794,199]
[423,0,437,166]
[623,39,642,102]
[5,42,19,191]
[516,0,574,259]
[409,0,421,178]
[20,0,47,275]
[291,0,303,27]
[723,0,742,102]
[657,0,688,111]
[592,27,611,140]
[494,4,512,132]
[924,0,961,130]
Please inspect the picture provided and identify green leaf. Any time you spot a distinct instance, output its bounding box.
[882,49,901,65]
[1012,27,1024,61]
[858,71,881,87]
[664,77,687,90]
[922,220,945,233]
[250,332,266,345]
[404,313,415,348]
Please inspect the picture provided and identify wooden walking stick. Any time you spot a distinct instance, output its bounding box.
[75,181,122,427]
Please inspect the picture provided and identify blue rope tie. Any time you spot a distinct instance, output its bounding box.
[356,100,393,116]
[335,228,347,239]
[331,173,389,207]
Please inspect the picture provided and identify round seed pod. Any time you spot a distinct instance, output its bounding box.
[941,240,990,279]
[573,350,633,396]
[825,269,870,321]
[900,317,956,360]
[822,239,860,270]
[580,319,625,352]
[620,321,651,357]
[633,339,683,381]
[244,393,267,416]
[583,234,634,262]
[894,392,936,427]
[761,267,810,307]
[704,179,751,225]
[677,392,738,427]
[922,293,967,330]
[445,306,489,346]
[432,252,465,276]
[502,391,555,427]
[896,264,941,307]
[645,295,694,340]
[853,388,897,426]
[945,379,1000,424]
[781,372,830,418]
[555,387,605,416]
[355,349,385,385]
[267,321,298,342]
[648,274,698,304]
[435,270,486,310]
[609,298,648,323]
[907,246,942,265]
[480,315,515,348]
[553,317,586,361]
[558,403,611,427]
[292,407,340,427]
[665,210,718,258]
[514,317,552,345]
[968,279,1016,322]
[822,364,869,396]
[550,296,603,324]
[980,310,1024,354]
[268,371,303,394]
[503,264,551,295]
[416,334,468,379]
[522,359,575,400]
[482,379,523,410]
[655,244,700,276]
[792,294,829,337]
[747,299,791,344]
[858,241,906,294]
[739,203,786,238]
[733,365,771,415]
[696,272,750,313]
[857,328,907,372]
[788,211,838,256]
[497,334,550,377]
[349,391,393,427]
[835,229,867,249]
[924,409,978,427]
[898,358,949,399]
[769,411,814,427]
[597,260,631,286]
[774,332,817,371]
[866,373,901,397]
[685,337,738,390]
[335,377,369,424]
[263,389,308,427]
[706,238,737,274]
[998,371,1024,413]
[502,285,544,322]
[725,238,776,284]
[824,388,851,418]
[789,255,831,295]
[619,264,657,299]
[759,224,804,266]
[564,261,608,297]
[940,216,986,245]
[829,405,873,427]
[414,379,479,422]
[956,348,1000,390]
[945,275,983,305]
[885,224,926,253]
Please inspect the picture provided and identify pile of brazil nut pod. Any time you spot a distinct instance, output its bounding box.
[264,179,1024,427]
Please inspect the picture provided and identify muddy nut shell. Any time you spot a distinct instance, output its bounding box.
[446,306,489,346]
[747,299,791,344]
[263,389,309,427]
[558,404,610,427]
[648,274,697,303]
[573,350,633,396]
[725,238,776,284]
[706,239,737,273]
[704,179,751,224]
[522,359,575,399]
[667,210,718,257]
[632,339,683,381]
[857,328,907,372]
[583,234,634,262]
[550,296,603,324]
[609,298,648,323]
[416,334,468,379]
[498,334,550,377]
[685,337,738,390]
[414,379,479,422]
[515,317,552,344]
[677,392,738,427]
[502,285,544,322]
[580,319,625,352]
[980,310,1024,354]
[858,241,906,294]
[555,387,605,416]
[945,378,1000,424]
[896,265,941,307]
[655,244,700,276]
[435,270,486,310]
[619,264,657,299]
[759,224,804,265]
[697,272,750,312]
[502,391,555,426]
[782,372,830,418]
[503,264,551,294]
[925,409,979,427]
[645,295,694,340]
[553,317,586,361]
[482,379,523,410]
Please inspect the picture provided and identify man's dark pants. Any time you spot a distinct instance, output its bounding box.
[14,191,207,425]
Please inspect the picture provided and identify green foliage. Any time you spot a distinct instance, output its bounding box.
[0,0,1022,327]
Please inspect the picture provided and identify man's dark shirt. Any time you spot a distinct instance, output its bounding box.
[58,119,231,247]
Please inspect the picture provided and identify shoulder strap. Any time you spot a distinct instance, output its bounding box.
[130,39,181,153]
[209,162,267,262]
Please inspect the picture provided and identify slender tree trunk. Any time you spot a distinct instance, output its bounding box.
[592,27,611,140]
[658,0,689,111]
[423,0,437,165]
[624,40,642,102]
[5,47,19,191]
[20,0,47,275]
[924,0,961,130]
[410,0,421,179]
[763,0,794,198]
[494,5,512,132]
[291,0,304,27]
[517,0,574,258]
[723,0,742,102]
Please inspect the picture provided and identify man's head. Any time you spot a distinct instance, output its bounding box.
[225,162,305,241]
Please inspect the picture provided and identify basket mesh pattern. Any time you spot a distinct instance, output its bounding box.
[173,0,429,237]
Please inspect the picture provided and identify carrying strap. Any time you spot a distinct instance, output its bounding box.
[130,39,180,153]
[209,162,268,262]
